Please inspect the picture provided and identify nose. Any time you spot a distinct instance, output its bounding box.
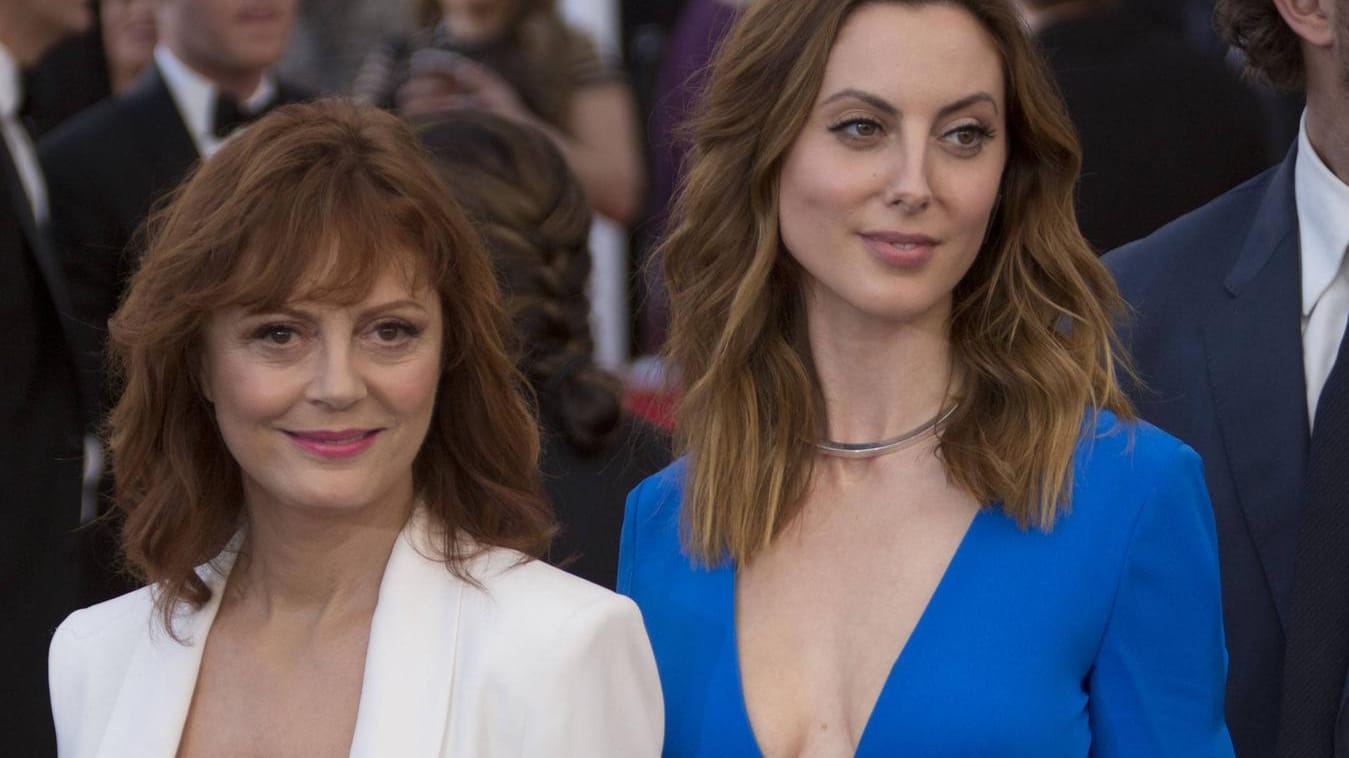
[882,136,932,212]
[306,338,367,409]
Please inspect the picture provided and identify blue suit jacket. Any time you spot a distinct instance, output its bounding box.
[1105,146,1314,758]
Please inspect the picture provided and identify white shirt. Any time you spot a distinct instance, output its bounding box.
[0,42,48,222]
[1296,112,1349,430]
[153,45,277,158]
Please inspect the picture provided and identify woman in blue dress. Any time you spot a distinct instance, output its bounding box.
[618,0,1235,755]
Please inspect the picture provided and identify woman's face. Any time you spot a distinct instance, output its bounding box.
[201,264,443,517]
[440,0,515,44]
[777,2,1007,333]
[100,0,156,81]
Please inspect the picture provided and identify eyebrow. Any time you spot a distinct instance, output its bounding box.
[244,299,430,321]
[820,89,1000,118]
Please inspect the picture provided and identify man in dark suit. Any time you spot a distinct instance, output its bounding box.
[1104,1,1349,755]
[38,0,307,605]
[0,1,95,754]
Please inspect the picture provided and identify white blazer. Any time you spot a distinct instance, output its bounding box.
[48,513,664,757]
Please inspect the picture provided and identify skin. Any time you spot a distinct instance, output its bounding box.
[1272,0,1349,183]
[736,4,1007,756]
[440,0,516,45]
[177,266,443,758]
[154,0,297,101]
[101,0,157,94]
[395,0,644,223]
[0,0,91,65]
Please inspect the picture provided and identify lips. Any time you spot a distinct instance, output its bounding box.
[285,429,381,459]
[860,232,940,268]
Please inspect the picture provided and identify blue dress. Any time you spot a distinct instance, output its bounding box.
[618,412,1235,756]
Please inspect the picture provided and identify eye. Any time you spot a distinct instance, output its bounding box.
[942,123,996,153]
[370,320,420,344]
[253,324,299,345]
[828,117,884,142]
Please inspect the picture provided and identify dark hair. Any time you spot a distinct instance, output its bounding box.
[414,0,589,127]
[108,99,554,633]
[417,111,622,455]
[662,0,1133,564]
[1214,0,1306,90]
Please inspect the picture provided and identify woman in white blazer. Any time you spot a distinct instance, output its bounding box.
[47,99,662,758]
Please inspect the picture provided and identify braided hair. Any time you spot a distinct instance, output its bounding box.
[418,111,623,455]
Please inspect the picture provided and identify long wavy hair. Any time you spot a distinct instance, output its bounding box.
[418,111,623,455]
[661,0,1134,565]
[108,100,554,633]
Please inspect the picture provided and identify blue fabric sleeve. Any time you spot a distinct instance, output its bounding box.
[1087,442,1235,757]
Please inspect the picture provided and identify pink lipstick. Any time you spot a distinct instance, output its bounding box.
[285,429,380,459]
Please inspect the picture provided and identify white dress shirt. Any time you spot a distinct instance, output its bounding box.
[153,45,277,158]
[1296,112,1349,429]
[0,42,48,222]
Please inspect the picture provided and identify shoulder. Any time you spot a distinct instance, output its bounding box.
[1103,166,1280,290]
[49,586,159,754]
[38,95,137,170]
[51,584,157,653]
[465,547,647,642]
[1068,410,1213,540]
[626,458,687,521]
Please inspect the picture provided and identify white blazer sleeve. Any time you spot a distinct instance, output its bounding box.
[517,594,663,756]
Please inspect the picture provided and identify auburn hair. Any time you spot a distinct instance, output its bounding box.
[418,111,623,455]
[108,99,554,633]
[661,0,1134,566]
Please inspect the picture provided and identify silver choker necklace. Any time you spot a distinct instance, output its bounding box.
[815,404,958,459]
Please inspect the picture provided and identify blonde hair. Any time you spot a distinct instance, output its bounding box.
[661,0,1134,565]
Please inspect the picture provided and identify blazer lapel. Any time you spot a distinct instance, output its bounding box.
[1203,146,1308,630]
[348,513,463,758]
[93,559,234,758]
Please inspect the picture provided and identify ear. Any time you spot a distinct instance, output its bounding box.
[1273,0,1335,48]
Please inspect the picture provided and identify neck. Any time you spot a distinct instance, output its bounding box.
[109,62,145,96]
[0,14,64,66]
[164,41,265,102]
[232,493,413,619]
[1305,82,1349,185]
[806,296,956,446]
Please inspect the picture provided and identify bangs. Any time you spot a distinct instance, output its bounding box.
[196,146,448,313]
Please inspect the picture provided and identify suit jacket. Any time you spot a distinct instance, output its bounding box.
[0,119,87,756]
[1104,145,1336,758]
[48,511,664,757]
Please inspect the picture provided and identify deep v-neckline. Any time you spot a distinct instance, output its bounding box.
[727,507,990,757]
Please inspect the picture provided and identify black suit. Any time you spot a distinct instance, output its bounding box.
[1104,145,1345,757]
[0,123,86,757]
[37,64,309,603]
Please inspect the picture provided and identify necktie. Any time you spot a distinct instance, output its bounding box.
[1277,311,1349,757]
[211,92,271,138]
